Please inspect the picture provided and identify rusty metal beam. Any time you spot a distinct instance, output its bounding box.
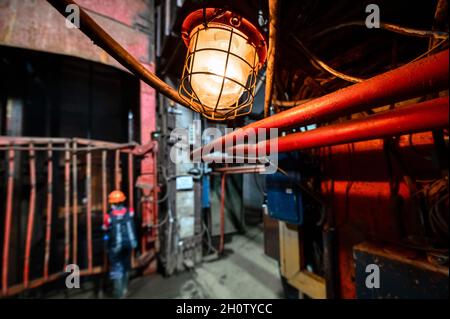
[44,145,53,279]
[24,144,37,287]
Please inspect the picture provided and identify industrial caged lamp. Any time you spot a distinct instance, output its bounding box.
[178,3,268,121]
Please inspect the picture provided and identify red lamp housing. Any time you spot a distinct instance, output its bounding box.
[178,8,268,121]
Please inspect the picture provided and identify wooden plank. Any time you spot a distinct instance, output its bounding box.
[289,271,327,299]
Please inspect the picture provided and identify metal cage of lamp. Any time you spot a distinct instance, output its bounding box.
[179,9,267,121]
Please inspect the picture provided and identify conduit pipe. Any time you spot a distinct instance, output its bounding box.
[194,50,448,158]
[46,0,193,109]
[229,97,449,154]
[264,0,280,117]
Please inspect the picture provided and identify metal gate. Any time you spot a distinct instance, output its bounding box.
[0,137,158,297]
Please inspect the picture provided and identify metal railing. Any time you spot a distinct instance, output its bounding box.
[0,137,156,297]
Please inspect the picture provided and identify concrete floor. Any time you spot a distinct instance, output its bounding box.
[47,226,283,299]
[127,226,284,299]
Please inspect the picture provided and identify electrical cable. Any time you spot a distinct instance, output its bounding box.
[291,34,448,85]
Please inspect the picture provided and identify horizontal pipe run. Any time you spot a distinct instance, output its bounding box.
[194,50,449,158]
[230,97,449,154]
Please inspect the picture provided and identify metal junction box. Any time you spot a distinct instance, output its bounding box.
[266,153,304,225]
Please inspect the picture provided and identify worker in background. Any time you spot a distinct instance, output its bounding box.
[103,190,137,298]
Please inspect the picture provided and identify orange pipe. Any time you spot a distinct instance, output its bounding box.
[86,147,93,271]
[64,143,71,267]
[2,148,15,295]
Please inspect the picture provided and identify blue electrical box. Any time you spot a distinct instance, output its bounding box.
[266,153,304,224]
[266,152,303,225]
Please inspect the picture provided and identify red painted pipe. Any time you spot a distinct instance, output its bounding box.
[230,97,449,154]
[2,148,15,295]
[86,147,93,271]
[64,143,71,268]
[102,151,108,230]
[101,150,108,268]
[194,50,449,158]
[128,153,134,211]
[72,142,78,265]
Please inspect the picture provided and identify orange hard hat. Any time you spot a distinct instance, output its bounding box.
[108,190,126,204]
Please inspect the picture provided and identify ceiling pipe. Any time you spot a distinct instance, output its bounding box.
[193,49,449,158]
[46,0,195,109]
[228,97,449,154]
[264,0,280,118]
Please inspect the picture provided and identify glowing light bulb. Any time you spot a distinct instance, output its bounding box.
[188,24,258,110]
